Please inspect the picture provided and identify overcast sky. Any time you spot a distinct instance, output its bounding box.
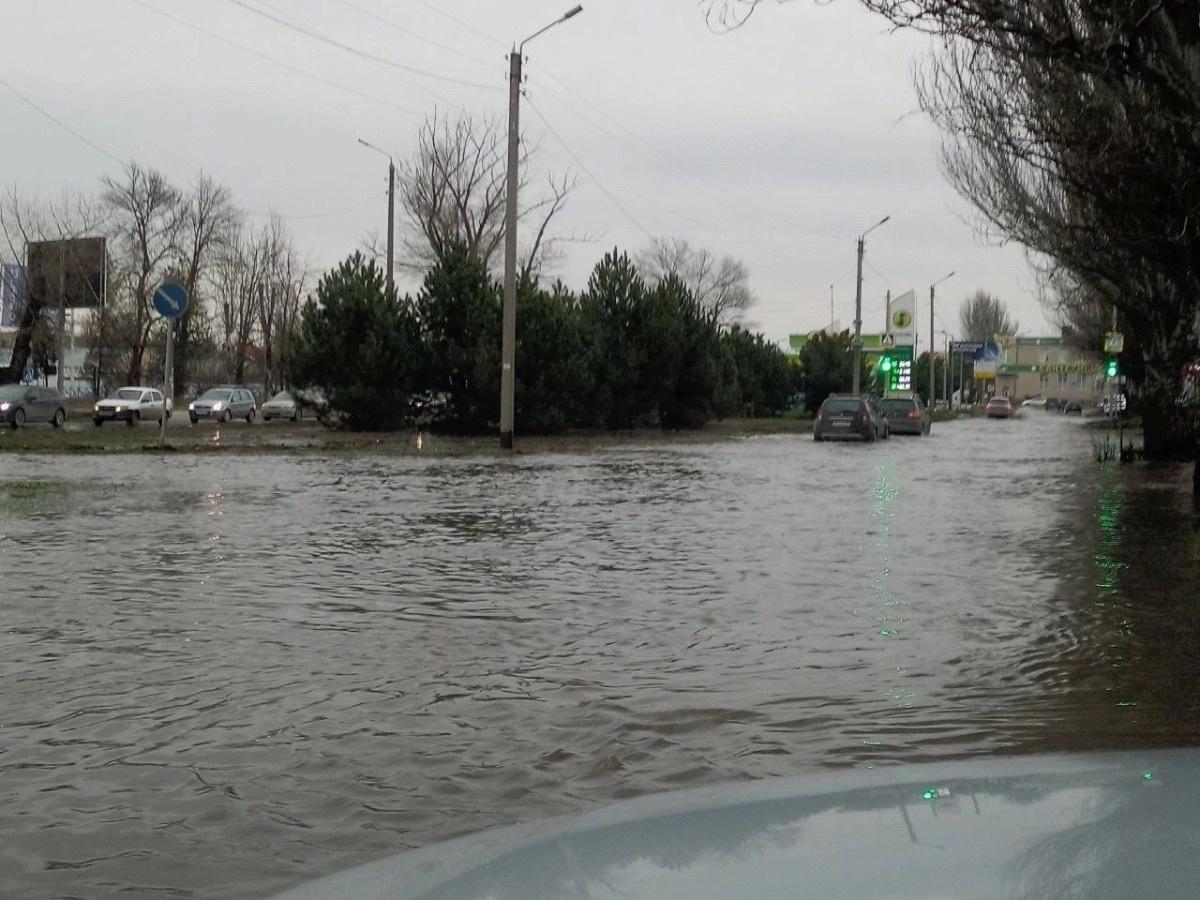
[1,0,1051,344]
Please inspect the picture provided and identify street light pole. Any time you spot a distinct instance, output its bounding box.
[357,138,395,296]
[500,4,583,449]
[852,215,890,396]
[928,271,954,406]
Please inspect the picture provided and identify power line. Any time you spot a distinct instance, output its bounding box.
[224,0,498,97]
[535,70,828,241]
[128,0,425,118]
[335,0,498,72]
[408,0,507,51]
[525,97,654,241]
[0,71,125,166]
[241,189,386,220]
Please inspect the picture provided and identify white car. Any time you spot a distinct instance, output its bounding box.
[1021,396,1049,408]
[93,387,172,426]
[261,390,303,422]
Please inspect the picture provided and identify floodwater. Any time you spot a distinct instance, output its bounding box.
[2,413,1198,898]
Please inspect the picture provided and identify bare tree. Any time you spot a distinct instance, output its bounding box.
[253,215,306,397]
[388,111,574,277]
[958,290,1017,343]
[172,173,238,396]
[102,162,182,385]
[212,225,266,386]
[0,186,107,384]
[636,237,755,325]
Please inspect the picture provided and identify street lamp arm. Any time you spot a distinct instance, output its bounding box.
[519,5,584,53]
[860,214,890,241]
[357,137,394,165]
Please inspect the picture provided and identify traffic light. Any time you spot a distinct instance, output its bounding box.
[1104,356,1119,378]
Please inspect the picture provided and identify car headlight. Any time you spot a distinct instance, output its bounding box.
[212,401,224,411]
[0,402,9,412]
[115,406,124,413]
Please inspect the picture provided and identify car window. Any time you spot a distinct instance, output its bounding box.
[272,391,292,402]
[198,390,231,402]
[821,398,863,414]
[113,388,143,400]
[880,399,914,413]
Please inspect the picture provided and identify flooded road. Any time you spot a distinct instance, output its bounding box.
[2,413,1198,898]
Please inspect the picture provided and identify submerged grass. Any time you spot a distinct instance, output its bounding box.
[0,416,816,458]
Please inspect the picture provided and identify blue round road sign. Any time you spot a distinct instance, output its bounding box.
[153,281,189,319]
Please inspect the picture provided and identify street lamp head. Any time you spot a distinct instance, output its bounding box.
[563,4,583,20]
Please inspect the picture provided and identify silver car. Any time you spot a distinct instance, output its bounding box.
[261,390,302,422]
[189,387,257,424]
[0,384,67,429]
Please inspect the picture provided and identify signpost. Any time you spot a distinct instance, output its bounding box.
[950,340,984,355]
[153,282,189,448]
[1104,332,1125,354]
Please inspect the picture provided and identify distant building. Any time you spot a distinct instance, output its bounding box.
[993,335,1103,403]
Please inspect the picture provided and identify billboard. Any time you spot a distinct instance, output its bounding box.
[26,237,106,310]
[1,263,24,328]
[887,290,916,345]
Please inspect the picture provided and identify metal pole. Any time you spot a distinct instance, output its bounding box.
[928,284,935,406]
[386,159,395,297]
[499,49,521,448]
[852,236,864,395]
[885,289,891,336]
[57,242,66,393]
[160,318,172,449]
[958,349,964,406]
[829,283,834,330]
[943,333,950,405]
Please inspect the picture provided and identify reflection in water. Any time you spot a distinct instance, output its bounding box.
[2,414,1200,898]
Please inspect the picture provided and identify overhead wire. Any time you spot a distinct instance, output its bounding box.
[128,0,425,118]
[223,0,498,99]
[334,0,499,72]
[0,71,125,166]
[241,189,386,220]
[535,69,828,241]
[408,0,508,51]
[524,96,654,241]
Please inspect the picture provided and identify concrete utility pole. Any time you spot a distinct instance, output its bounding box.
[928,272,954,405]
[357,138,395,296]
[942,332,950,406]
[852,215,890,395]
[57,242,66,393]
[500,5,583,449]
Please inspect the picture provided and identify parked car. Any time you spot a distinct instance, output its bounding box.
[1062,400,1084,415]
[408,390,449,424]
[0,383,67,429]
[986,396,1014,419]
[261,390,302,422]
[93,386,170,426]
[814,394,889,442]
[189,386,257,424]
[1021,395,1049,408]
[878,394,931,435]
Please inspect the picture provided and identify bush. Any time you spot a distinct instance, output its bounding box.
[285,253,421,430]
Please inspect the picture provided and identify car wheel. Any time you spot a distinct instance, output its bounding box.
[126,411,140,427]
[292,409,300,422]
[94,418,103,428]
[246,408,256,424]
[11,408,24,429]
[52,408,65,428]
[221,409,232,423]
[263,416,272,423]
[189,416,199,425]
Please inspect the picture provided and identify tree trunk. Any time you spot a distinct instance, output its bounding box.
[173,303,194,399]
[1139,370,1195,461]
[2,295,44,383]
